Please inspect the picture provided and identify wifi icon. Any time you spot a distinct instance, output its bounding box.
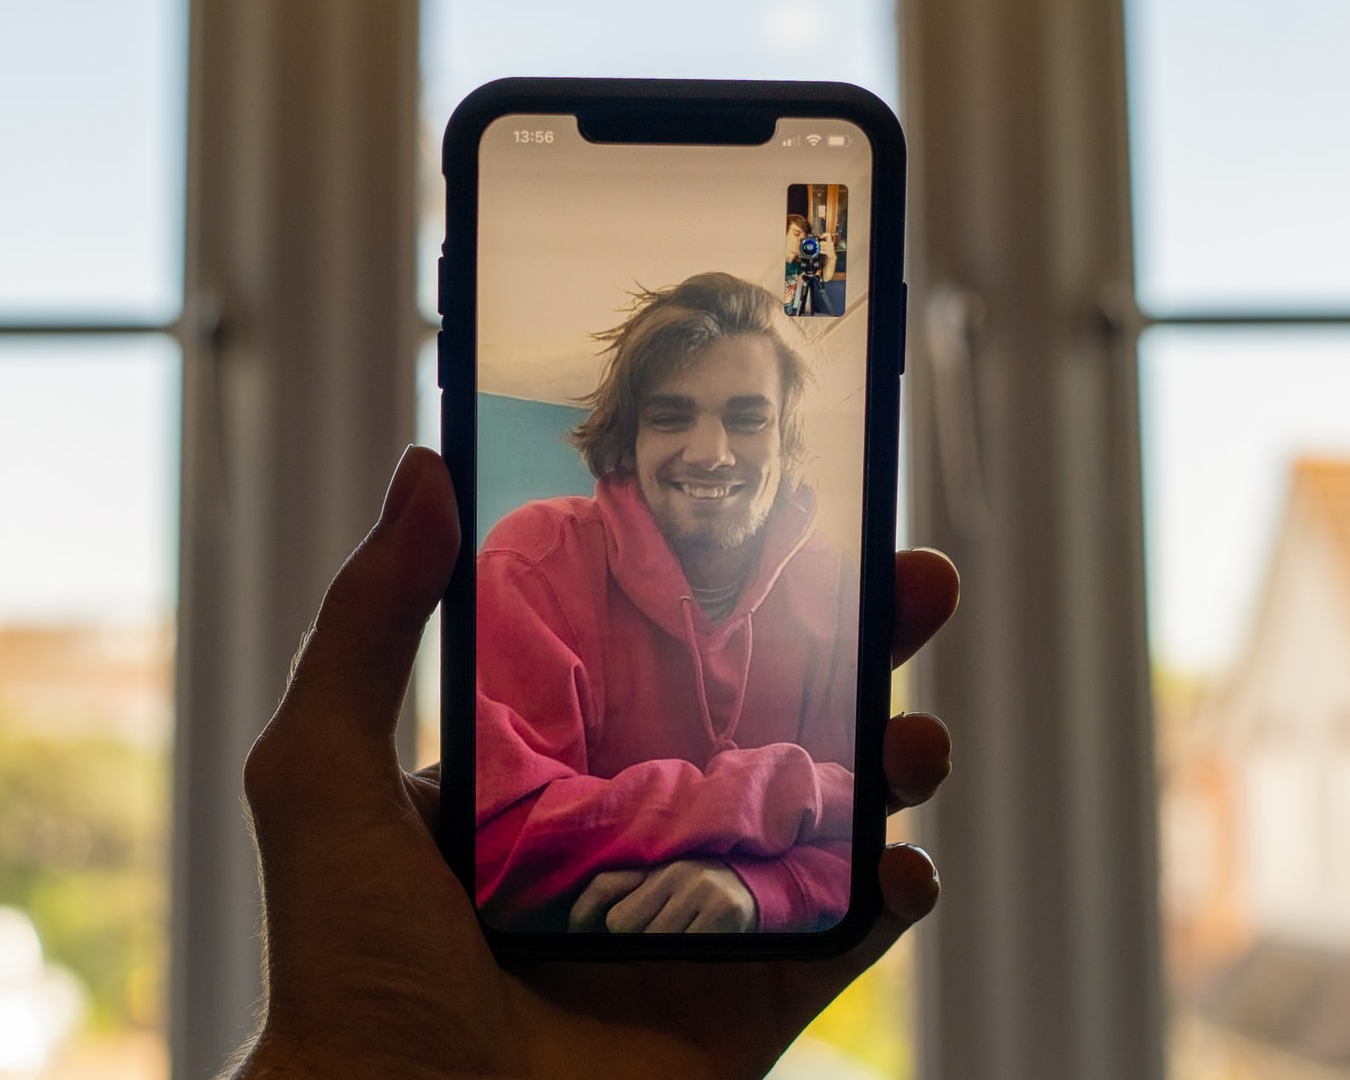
[805,133,822,147]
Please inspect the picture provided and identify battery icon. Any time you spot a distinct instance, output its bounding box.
[827,134,851,147]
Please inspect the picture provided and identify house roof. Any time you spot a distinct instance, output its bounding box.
[1191,456,1350,747]
[1292,457,1350,601]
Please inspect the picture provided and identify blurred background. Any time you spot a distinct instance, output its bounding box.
[1,1,1348,1078]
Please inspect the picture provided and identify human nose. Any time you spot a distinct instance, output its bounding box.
[682,416,734,470]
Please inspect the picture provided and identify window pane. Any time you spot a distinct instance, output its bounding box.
[420,4,911,1074]
[1139,326,1350,1079]
[0,0,186,323]
[0,337,179,1080]
[1126,0,1350,313]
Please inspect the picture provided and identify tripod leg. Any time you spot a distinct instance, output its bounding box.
[810,277,836,316]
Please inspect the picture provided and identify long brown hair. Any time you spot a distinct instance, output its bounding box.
[569,272,809,479]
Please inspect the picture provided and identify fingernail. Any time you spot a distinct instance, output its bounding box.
[893,783,943,811]
[380,445,421,525]
[882,842,941,924]
[908,546,958,571]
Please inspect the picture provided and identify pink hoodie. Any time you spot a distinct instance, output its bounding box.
[475,474,860,932]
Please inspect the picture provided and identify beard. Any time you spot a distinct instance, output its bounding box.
[647,473,786,564]
[656,499,773,558]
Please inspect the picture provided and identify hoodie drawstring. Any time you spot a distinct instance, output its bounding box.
[680,597,755,754]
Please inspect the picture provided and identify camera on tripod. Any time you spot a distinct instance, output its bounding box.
[797,234,827,276]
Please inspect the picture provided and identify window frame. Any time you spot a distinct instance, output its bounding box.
[900,1,1165,1077]
[173,3,420,1074]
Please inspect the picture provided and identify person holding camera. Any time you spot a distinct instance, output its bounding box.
[784,213,838,316]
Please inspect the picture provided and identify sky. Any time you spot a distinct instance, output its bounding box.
[2,0,1350,673]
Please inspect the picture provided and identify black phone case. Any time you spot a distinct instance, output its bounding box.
[439,77,906,960]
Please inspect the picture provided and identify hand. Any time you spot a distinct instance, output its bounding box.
[569,859,758,933]
[227,445,958,1080]
[817,235,838,281]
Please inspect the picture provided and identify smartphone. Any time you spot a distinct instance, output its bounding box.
[439,79,905,959]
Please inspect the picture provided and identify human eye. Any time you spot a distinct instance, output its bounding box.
[725,411,771,433]
[645,410,691,432]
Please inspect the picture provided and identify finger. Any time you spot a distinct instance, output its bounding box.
[683,887,756,933]
[274,446,459,752]
[606,870,679,933]
[885,711,952,811]
[892,548,960,668]
[685,907,735,933]
[841,843,941,970]
[878,842,940,927]
[634,864,708,933]
[642,895,697,934]
[569,869,647,931]
[743,843,940,1037]
[803,842,940,998]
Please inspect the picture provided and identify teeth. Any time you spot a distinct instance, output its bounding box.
[679,483,735,499]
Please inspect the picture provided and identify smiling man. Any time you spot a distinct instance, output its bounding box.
[475,272,862,934]
[633,332,787,598]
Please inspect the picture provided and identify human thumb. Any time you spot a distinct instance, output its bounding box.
[260,446,459,769]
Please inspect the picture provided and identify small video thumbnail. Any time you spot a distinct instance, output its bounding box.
[784,183,848,317]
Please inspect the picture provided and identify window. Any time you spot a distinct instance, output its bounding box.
[25,4,1333,1078]
[0,3,186,1079]
[1128,1,1350,1075]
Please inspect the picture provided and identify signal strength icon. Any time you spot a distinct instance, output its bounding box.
[805,133,822,147]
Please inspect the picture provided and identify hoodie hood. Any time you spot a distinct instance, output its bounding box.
[595,473,818,644]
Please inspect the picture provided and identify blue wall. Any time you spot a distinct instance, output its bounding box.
[477,393,594,547]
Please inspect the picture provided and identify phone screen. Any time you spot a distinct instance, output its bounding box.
[465,106,885,940]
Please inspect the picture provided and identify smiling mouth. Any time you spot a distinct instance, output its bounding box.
[671,481,742,500]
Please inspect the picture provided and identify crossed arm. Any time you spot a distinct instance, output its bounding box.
[475,549,860,932]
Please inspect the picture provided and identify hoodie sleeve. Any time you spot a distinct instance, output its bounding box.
[725,841,852,932]
[475,546,855,929]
